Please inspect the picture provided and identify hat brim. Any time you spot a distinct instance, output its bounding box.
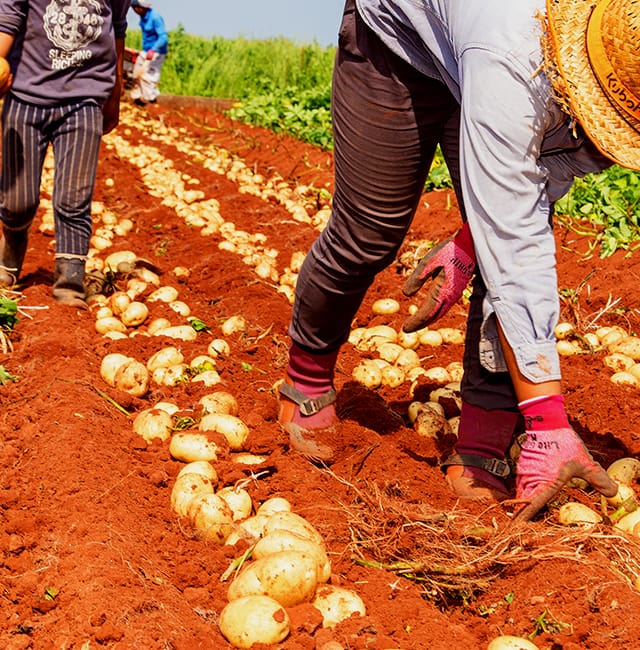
[546,0,640,170]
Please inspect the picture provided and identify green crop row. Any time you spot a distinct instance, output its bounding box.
[127,28,640,256]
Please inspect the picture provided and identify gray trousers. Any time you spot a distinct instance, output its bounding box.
[289,0,517,410]
[0,94,103,257]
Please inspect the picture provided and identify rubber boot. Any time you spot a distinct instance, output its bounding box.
[442,401,520,501]
[52,257,87,308]
[278,342,339,464]
[0,224,30,288]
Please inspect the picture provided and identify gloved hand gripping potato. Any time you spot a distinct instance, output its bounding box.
[402,221,475,332]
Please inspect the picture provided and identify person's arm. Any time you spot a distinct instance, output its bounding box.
[102,35,124,134]
[146,12,168,58]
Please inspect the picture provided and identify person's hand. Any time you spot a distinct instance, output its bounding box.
[145,49,155,60]
[402,221,475,332]
[513,427,617,521]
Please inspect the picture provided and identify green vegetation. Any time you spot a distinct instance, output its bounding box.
[128,27,640,256]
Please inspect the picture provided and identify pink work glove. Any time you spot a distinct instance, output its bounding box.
[402,221,475,332]
[514,395,617,521]
[146,49,155,60]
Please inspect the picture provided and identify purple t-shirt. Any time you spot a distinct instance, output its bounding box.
[0,0,130,105]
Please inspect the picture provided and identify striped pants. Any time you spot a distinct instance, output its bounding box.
[0,94,104,257]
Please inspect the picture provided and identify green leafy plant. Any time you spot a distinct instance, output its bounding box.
[555,165,640,258]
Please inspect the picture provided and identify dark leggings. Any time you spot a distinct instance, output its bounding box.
[289,0,517,410]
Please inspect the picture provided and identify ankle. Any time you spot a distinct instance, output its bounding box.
[287,342,338,398]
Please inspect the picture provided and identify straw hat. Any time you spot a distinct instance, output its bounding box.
[543,0,640,170]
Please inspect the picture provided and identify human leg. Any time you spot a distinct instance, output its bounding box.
[438,119,522,500]
[50,102,103,305]
[280,0,458,456]
[0,97,49,286]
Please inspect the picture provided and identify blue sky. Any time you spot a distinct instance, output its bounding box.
[128,1,346,47]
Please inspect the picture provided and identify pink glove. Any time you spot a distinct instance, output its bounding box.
[402,221,475,332]
[514,396,617,520]
[146,49,155,60]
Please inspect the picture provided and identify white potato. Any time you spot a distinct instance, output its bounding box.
[437,327,464,345]
[199,413,249,451]
[253,529,331,583]
[109,291,131,317]
[263,511,324,547]
[95,316,127,335]
[199,391,239,416]
[146,346,185,371]
[170,472,214,517]
[218,595,290,649]
[225,514,271,546]
[114,359,149,397]
[207,338,231,357]
[256,497,292,518]
[217,486,253,521]
[557,502,602,526]
[352,360,382,389]
[153,325,198,341]
[148,285,179,303]
[227,550,319,607]
[371,298,400,315]
[487,636,538,650]
[187,493,235,543]
[100,353,131,387]
[133,408,173,443]
[607,457,640,486]
[147,317,172,335]
[190,369,222,386]
[177,461,218,483]
[221,315,247,336]
[121,301,149,327]
[312,585,366,628]
[169,432,221,463]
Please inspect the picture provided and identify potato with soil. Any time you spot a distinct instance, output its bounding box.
[227,549,319,607]
[218,595,290,648]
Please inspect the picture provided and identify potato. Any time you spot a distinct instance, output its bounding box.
[221,314,248,336]
[153,325,198,341]
[199,391,239,416]
[218,595,290,648]
[170,472,214,517]
[104,249,136,270]
[227,550,319,607]
[207,338,231,357]
[147,345,184,372]
[554,321,575,340]
[187,493,235,543]
[256,497,292,518]
[121,301,149,327]
[217,486,253,521]
[154,401,180,415]
[557,502,602,526]
[148,285,179,303]
[610,335,640,360]
[603,352,635,373]
[419,329,443,347]
[352,360,382,389]
[253,529,331,583]
[100,353,131,387]
[147,317,172,335]
[177,460,218,483]
[377,342,403,364]
[487,637,538,650]
[190,369,222,386]
[133,408,173,443]
[607,457,640,486]
[610,371,639,388]
[225,514,271,546]
[312,585,366,628]
[114,359,149,397]
[199,413,249,451]
[109,291,131,316]
[169,431,222,463]
[263,511,324,547]
[380,365,405,388]
[95,316,127,335]
[394,348,421,372]
[414,404,451,439]
[437,327,464,345]
[605,482,637,507]
[371,298,400,315]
